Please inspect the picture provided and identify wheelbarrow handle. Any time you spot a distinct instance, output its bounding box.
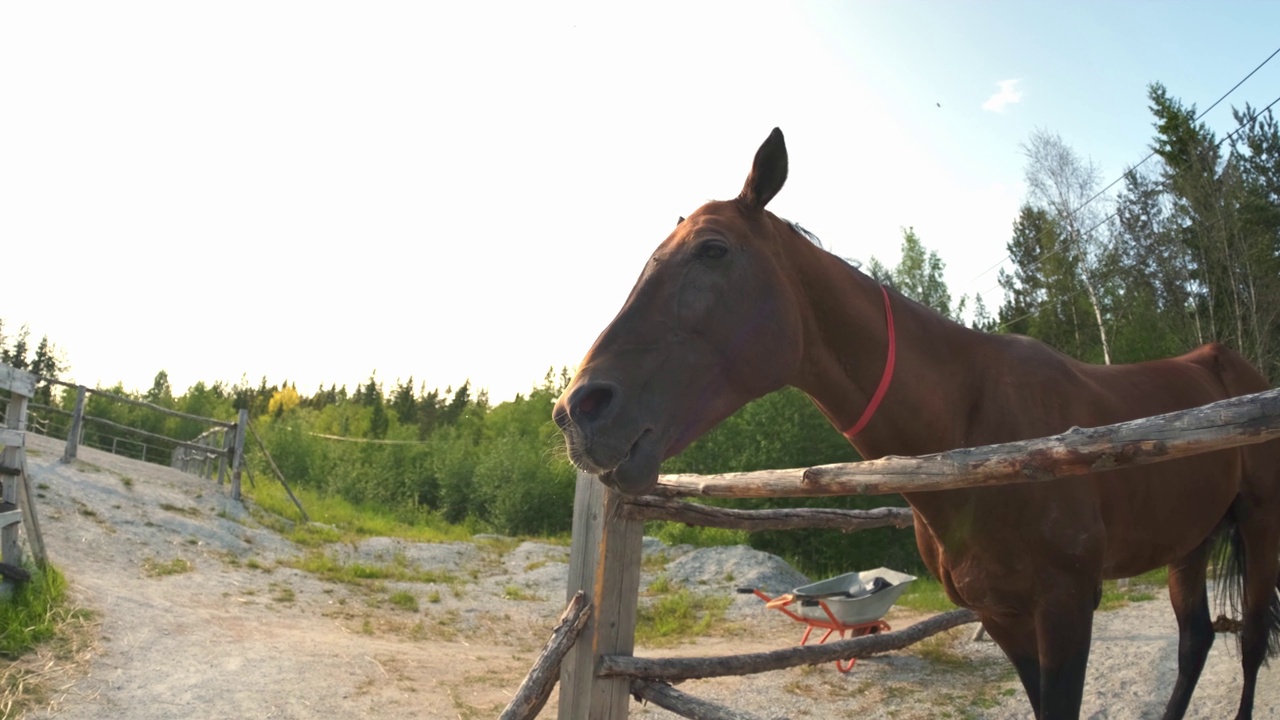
[765,594,796,610]
[735,587,757,595]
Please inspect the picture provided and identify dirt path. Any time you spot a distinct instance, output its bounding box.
[22,434,555,719]
[16,433,1280,719]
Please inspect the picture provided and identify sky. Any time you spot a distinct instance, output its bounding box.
[3,1,1280,405]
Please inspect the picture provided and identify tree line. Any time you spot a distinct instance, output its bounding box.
[996,84,1280,379]
[5,84,1275,578]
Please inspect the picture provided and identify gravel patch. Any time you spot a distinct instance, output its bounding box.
[662,544,810,595]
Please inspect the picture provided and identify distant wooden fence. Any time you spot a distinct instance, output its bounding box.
[171,425,234,483]
[499,387,1280,720]
[25,378,249,500]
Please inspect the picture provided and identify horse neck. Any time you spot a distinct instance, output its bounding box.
[789,249,976,460]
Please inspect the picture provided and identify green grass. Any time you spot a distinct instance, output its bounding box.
[472,535,523,555]
[635,589,732,646]
[895,567,1169,614]
[1126,566,1169,586]
[0,565,78,658]
[502,585,542,602]
[244,481,474,546]
[285,551,460,587]
[896,576,958,613]
[1099,567,1166,611]
[909,627,973,669]
[644,520,748,549]
[646,576,673,594]
[388,590,419,611]
[142,557,193,577]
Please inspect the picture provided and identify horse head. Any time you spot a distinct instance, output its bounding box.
[553,128,812,494]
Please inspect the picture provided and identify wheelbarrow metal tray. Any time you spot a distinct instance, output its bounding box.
[792,567,916,626]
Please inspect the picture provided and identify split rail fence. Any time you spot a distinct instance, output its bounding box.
[4,374,250,501]
[499,387,1280,720]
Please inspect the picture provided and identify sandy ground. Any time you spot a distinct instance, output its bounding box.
[14,432,1280,719]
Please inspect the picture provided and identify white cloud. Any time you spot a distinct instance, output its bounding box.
[982,79,1023,113]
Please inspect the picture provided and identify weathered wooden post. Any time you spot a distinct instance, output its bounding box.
[218,426,231,485]
[230,408,248,501]
[62,385,86,463]
[0,366,36,570]
[558,471,644,720]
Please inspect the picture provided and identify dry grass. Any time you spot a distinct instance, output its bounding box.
[0,593,99,719]
[908,626,972,669]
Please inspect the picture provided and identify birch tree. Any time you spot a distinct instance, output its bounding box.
[1021,129,1116,363]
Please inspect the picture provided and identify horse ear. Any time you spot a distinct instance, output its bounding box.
[738,127,788,210]
[677,216,685,225]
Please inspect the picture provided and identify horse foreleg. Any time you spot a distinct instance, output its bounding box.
[1161,542,1215,720]
[1034,591,1095,720]
[981,613,1042,718]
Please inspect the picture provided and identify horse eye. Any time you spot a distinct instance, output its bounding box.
[696,239,729,260]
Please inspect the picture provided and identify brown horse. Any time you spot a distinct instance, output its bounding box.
[553,128,1280,719]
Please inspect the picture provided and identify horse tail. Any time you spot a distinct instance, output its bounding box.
[1213,513,1280,659]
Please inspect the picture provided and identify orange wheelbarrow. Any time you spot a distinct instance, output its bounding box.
[737,567,915,673]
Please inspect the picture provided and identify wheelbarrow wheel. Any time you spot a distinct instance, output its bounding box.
[835,641,858,673]
[834,621,892,673]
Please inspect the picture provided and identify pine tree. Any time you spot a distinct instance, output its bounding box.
[30,335,68,404]
[7,325,30,369]
[390,377,417,424]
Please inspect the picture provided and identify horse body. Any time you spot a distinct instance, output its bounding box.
[553,128,1280,719]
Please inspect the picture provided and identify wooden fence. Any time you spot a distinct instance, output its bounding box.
[22,378,249,500]
[0,364,48,574]
[502,387,1280,720]
[171,425,234,483]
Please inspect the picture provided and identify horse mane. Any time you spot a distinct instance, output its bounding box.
[782,218,863,270]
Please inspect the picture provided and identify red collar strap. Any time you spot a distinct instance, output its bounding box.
[842,285,896,440]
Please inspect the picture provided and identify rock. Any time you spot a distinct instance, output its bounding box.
[662,545,808,595]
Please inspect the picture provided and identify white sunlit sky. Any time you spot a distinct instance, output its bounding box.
[3,1,1279,406]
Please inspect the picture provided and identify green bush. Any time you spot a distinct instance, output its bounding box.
[472,434,575,536]
[660,388,923,578]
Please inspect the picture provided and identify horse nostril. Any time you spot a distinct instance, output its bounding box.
[568,382,618,426]
[552,402,571,431]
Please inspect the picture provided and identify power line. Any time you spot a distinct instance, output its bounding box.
[992,92,1280,333]
[959,43,1280,296]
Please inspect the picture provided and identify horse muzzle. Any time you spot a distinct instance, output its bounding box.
[554,382,662,495]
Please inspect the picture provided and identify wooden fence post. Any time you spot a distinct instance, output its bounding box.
[230,408,248,501]
[218,426,232,486]
[1,386,27,566]
[558,471,644,720]
[62,385,86,464]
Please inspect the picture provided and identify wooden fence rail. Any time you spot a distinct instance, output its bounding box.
[600,608,978,681]
[553,387,1280,720]
[43,377,236,428]
[622,496,915,532]
[653,387,1280,498]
